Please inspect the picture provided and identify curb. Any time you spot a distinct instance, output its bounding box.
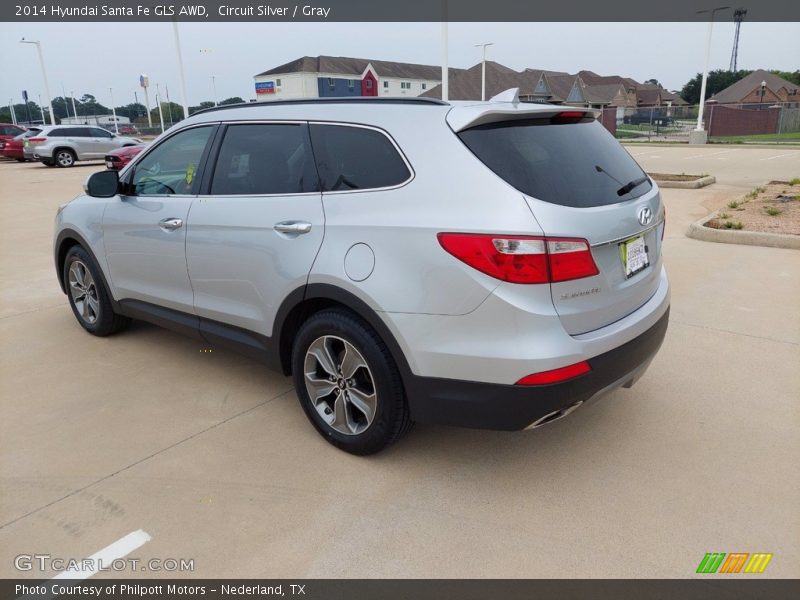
[654,175,716,189]
[687,214,800,250]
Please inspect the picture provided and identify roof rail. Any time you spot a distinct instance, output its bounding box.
[192,96,449,116]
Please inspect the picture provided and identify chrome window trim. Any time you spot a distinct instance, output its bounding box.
[591,218,665,248]
[308,120,415,195]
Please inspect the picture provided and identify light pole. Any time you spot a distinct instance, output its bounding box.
[70,91,77,120]
[8,100,17,125]
[109,88,118,133]
[693,6,730,142]
[155,83,165,133]
[172,22,190,119]
[20,39,55,125]
[60,83,71,119]
[140,74,153,128]
[475,42,494,101]
[200,48,218,106]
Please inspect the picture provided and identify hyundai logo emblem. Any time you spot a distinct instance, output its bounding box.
[638,207,653,226]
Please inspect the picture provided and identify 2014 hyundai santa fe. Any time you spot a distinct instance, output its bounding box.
[54,92,669,454]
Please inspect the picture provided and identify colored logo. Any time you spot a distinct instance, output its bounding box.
[255,81,275,94]
[696,552,773,574]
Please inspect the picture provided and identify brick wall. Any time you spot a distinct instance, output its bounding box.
[600,107,617,136]
[704,104,780,136]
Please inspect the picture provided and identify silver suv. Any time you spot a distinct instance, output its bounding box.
[28,125,140,167]
[54,93,669,454]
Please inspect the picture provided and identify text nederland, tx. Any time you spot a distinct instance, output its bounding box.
[16,584,306,596]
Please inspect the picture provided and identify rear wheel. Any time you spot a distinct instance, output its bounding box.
[291,309,412,455]
[63,246,130,336]
[54,149,76,168]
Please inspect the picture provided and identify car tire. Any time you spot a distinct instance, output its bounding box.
[291,309,413,455]
[16,158,26,162]
[41,159,55,167]
[63,246,130,336]
[54,149,76,168]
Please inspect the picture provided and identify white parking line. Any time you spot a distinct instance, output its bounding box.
[50,529,152,580]
[759,153,796,161]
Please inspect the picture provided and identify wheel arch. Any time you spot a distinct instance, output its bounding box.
[55,229,114,301]
[274,284,413,383]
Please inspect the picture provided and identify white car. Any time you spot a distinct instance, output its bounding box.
[28,125,141,167]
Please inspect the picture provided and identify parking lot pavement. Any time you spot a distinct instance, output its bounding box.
[1,150,798,579]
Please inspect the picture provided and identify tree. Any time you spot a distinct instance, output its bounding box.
[644,79,661,87]
[188,101,216,115]
[770,70,800,86]
[680,69,752,104]
[219,96,245,105]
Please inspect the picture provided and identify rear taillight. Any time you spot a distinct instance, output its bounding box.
[437,233,598,284]
[516,361,591,385]
[27,137,46,143]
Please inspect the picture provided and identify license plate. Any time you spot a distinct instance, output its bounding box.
[620,235,649,278]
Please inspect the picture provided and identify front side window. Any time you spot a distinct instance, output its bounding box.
[210,124,317,195]
[309,124,411,191]
[131,126,213,196]
[90,127,113,138]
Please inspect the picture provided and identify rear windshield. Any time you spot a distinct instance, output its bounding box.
[458,118,651,208]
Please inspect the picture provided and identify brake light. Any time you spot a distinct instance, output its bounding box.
[27,137,46,143]
[516,361,591,385]
[437,233,598,284]
[556,111,585,119]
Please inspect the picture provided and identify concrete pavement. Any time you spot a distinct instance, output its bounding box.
[0,148,798,579]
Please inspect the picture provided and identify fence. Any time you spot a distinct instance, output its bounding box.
[612,102,800,144]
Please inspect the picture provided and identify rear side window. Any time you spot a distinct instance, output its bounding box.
[210,124,318,195]
[48,129,68,137]
[309,124,411,191]
[458,118,651,207]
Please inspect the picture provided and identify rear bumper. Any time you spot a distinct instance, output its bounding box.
[405,307,669,431]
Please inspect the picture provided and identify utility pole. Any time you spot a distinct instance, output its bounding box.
[70,91,78,120]
[475,42,494,101]
[8,100,17,125]
[20,39,55,125]
[172,22,190,119]
[109,88,118,133]
[155,83,165,133]
[441,22,449,102]
[729,9,746,71]
[140,75,153,128]
[691,6,731,144]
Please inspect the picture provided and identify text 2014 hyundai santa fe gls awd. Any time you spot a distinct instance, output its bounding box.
[54,92,669,454]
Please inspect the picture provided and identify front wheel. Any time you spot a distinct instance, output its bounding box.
[63,246,130,336]
[291,309,412,455]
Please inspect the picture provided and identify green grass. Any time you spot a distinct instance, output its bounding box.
[789,177,800,186]
[709,132,800,144]
[764,207,783,216]
[727,200,741,209]
[723,220,745,230]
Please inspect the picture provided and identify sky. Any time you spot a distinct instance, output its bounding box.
[0,21,797,109]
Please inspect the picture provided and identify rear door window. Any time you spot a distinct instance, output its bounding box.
[309,124,411,191]
[458,118,651,207]
[210,124,318,195]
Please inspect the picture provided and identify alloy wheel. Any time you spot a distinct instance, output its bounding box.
[57,151,74,167]
[303,335,377,435]
[68,260,100,324]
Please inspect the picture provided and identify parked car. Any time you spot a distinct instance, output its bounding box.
[0,123,27,154]
[2,127,42,161]
[55,94,669,455]
[117,124,139,135]
[105,144,146,170]
[27,125,141,167]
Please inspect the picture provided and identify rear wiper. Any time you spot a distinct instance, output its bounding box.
[616,176,650,197]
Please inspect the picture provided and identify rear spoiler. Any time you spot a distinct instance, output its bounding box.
[447,88,600,132]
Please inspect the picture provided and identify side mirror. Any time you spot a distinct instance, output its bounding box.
[84,170,120,198]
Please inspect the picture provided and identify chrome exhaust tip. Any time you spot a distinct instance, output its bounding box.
[525,400,584,430]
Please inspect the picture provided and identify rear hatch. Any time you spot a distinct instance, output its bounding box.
[454,105,664,335]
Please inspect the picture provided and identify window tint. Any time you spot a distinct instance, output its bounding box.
[309,124,411,191]
[210,124,317,195]
[48,128,68,137]
[132,126,213,196]
[458,118,652,208]
[90,127,113,138]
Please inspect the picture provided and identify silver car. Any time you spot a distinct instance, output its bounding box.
[54,92,669,454]
[28,125,141,167]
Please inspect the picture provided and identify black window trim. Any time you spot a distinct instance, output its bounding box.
[120,122,220,197]
[198,120,321,197]
[307,120,415,194]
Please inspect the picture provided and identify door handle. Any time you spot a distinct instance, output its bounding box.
[159,218,184,231]
[274,221,312,235]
